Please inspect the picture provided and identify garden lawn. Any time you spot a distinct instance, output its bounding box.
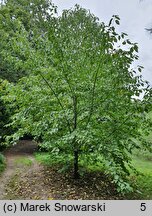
[131,154,152,199]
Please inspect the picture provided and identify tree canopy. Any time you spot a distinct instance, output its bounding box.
[0,0,57,82]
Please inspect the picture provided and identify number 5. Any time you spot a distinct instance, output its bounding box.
[140,203,146,211]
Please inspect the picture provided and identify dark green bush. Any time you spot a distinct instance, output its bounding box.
[0,153,5,173]
[0,79,11,149]
[0,153,5,164]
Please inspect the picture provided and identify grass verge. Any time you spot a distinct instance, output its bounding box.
[14,157,33,166]
[130,154,152,199]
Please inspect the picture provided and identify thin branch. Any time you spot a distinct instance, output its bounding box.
[145,28,152,34]
[39,71,72,133]
[73,95,77,131]
[103,109,141,145]
[86,60,102,127]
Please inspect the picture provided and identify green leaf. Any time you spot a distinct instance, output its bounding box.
[115,20,120,25]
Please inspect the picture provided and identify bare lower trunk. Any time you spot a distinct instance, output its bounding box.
[74,149,79,179]
[73,95,79,179]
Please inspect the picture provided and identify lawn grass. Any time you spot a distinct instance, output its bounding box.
[131,153,152,199]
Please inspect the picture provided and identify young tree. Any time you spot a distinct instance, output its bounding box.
[4,6,151,193]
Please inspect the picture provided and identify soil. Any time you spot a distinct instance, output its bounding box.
[0,140,40,199]
[0,140,122,200]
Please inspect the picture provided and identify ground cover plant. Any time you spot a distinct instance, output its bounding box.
[0,153,5,174]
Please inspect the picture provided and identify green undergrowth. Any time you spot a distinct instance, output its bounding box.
[0,153,6,174]
[14,157,33,166]
[130,152,152,199]
[134,149,152,161]
[0,163,5,174]
[35,153,52,166]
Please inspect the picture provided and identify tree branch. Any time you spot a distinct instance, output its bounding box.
[86,61,101,127]
[39,71,72,133]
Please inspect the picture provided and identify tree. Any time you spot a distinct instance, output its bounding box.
[4,5,151,193]
[0,0,57,82]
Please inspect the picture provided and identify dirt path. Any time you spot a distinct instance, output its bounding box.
[0,140,41,199]
[0,140,121,200]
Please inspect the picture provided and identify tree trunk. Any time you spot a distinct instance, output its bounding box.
[73,95,79,179]
[74,149,79,179]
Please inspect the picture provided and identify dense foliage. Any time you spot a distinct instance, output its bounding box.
[0,0,56,82]
[0,152,5,174]
[1,1,152,193]
[0,79,11,149]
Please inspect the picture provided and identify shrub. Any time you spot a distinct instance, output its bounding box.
[0,153,5,174]
[0,79,11,149]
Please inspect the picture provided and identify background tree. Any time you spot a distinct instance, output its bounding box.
[0,0,57,152]
[0,0,57,82]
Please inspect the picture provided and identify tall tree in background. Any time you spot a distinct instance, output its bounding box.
[0,0,57,146]
[0,0,57,82]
